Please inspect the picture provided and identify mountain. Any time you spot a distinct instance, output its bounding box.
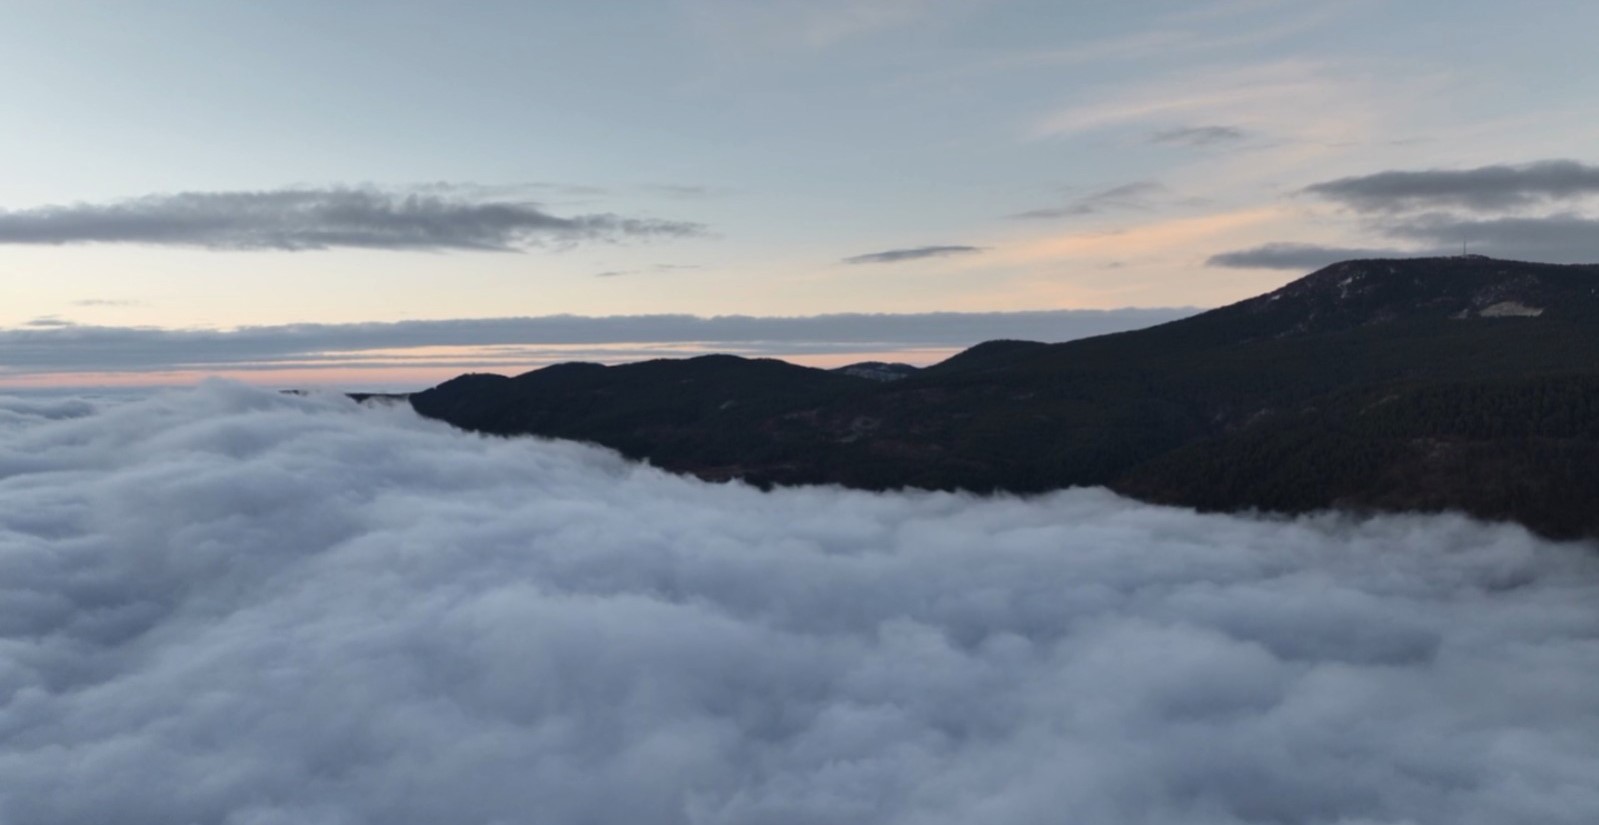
[409,257,1599,540]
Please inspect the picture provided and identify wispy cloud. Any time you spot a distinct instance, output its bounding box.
[842,245,984,264]
[593,264,704,278]
[686,0,977,50]
[1029,61,1336,139]
[638,184,729,199]
[0,188,703,252]
[1303,160,1599,212]
[70,299,141,308]
[1011,181,1167,220]
[991,207,1286,267]
[953,3,1351,76]
[410,181,611,199]
[1024,58,1415,170]
[1151,125,1246,147]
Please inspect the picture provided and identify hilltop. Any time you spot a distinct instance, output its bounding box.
[410,257,1599,540]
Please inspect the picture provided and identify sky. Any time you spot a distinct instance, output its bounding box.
[6,0,1599,387]
[2,384,1596,824]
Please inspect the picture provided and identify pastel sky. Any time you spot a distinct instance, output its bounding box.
[6,0,1599,388]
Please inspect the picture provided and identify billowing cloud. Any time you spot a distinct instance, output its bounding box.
[1011,181,1167,220]
[842,245,983,264]
[0,188,703,251]
[1206,241,1419,270]
[1150,125,1245,146]
[1303,160,1599,212]
[0,384,1595,824]
[0,308,1195,378]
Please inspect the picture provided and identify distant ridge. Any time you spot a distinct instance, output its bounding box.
[832,361,919,382]
[411,257,1599,540]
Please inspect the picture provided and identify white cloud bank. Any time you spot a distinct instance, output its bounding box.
[0,385,1596,825]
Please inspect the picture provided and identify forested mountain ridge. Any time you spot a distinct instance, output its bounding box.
[409,257,1599,540]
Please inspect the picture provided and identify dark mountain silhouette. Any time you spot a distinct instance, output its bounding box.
[832,361,920,381]
[409,257,1599,540]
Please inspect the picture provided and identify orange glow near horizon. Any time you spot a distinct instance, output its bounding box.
[996,207,1286,266]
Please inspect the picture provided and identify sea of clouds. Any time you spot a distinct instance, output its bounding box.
[0,383,1596,825]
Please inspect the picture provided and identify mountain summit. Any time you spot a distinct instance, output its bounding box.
[411,258,1599,540]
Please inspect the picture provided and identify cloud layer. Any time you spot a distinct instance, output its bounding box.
[842,245,983,264]
[0,309,1195,378]
[1304,160,1599,213]
[0,385,1596,824]
[0,188,702,251]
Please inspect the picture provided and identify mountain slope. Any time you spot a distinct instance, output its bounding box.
[410,257,1599,539]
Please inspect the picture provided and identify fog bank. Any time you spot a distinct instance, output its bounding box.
[1,385,1595,824]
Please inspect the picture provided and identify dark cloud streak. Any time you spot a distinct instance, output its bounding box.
[1150,125,1245,146]
[1206,242,1422,270]
[0,188,703,251]
[1385,213,1599,263]
[842,245,983,264]
[1303,160,1599,212]
[1210,212,1599,270]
